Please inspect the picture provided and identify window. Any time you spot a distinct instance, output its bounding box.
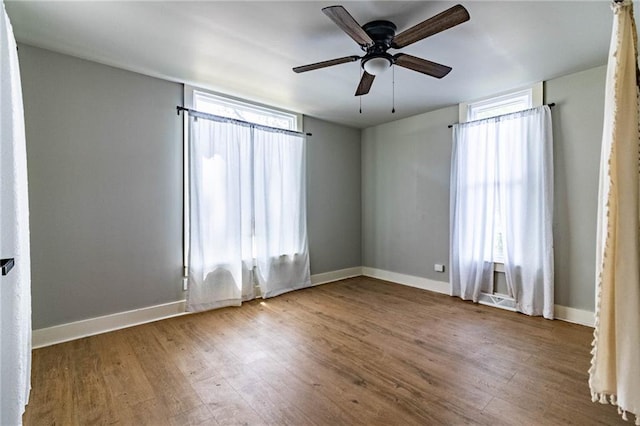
[184,86,304,259]
[459,82,543,123]
[459,83,543,263]
[189,88,301,131]
[183,85,302,260]
[467,89,533,121]
[183,87,310,305]
[190,92,302,257]
[451,93,553,316]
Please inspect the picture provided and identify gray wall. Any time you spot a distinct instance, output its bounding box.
[548,66,606,310]
[20,45,184,329]
[361,65,606,312]
[20,45,363,328]
[362,106,457,281]
[20,42,606,328]
[305,117,362,274]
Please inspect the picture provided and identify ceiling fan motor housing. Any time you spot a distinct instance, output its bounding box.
[362,20,397,47]
[361,20,397,72]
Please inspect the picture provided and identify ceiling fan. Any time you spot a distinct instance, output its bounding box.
[293,4,470,96]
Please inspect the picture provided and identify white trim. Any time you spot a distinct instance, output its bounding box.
[184,85,303,131]
[459,81,543,123]
[362,267,595,327]
[532,81,543,107]
[478,299,516,312]
[32,268,364,348]
[458,102,469,123]
[362,267,450,295]
[32,267,595,348]
[478,292,516,312]
[310,267,363,286]
[32,300,189,349]
[554,304,595,327]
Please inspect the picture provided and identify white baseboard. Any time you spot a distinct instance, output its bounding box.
[32,299,188,349]
[32,267,364,349]
[362,266,450,295]
[32,266,596,348]
[554,304,595,327]
[310,266,363,286]
[362,266,595,327]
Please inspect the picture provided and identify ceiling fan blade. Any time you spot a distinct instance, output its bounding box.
[391,4,470,49]
[355,71,375,96]
[293,55,360,73]
[393,53,452,78]
[322,5,373,47]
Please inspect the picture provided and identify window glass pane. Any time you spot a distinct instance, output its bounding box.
[464,88,535,263]
[467,89,533,121]
[194,91,298,131]
[472,100,529,120]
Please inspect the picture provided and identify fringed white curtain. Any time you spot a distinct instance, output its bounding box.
[187,114,310,312]
[450,106,554,319]
[0,1,32,423]
[589,1,640,423]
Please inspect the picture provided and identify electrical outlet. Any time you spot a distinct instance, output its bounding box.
[434,264,445,273]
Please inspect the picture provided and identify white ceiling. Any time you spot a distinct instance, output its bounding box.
[5,1,616,128]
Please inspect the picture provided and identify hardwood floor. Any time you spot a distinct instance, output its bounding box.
[24,277,625,425]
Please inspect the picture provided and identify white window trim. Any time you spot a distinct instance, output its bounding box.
[458,82,543,123]
[184,85,303,131]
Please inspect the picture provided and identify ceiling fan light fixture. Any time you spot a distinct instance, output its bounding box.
[293,4,470,96]
[363,56,392,76]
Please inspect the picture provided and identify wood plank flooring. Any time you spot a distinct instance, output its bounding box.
[23,277,626,425]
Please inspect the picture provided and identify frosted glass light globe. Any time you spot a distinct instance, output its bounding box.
[363,57,391,75]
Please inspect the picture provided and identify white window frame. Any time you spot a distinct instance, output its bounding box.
[458,82,543,265]
[184,86,302,131]
[459,82,543,123]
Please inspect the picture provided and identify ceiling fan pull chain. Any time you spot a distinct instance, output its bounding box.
[392,66,396,114]
[359,66,363,113]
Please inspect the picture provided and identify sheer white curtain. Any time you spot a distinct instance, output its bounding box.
[450,105,554,318]
[187,115,310,312]
[253,130,311,298]
[449,123,498,301]
[187,117,254,311]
